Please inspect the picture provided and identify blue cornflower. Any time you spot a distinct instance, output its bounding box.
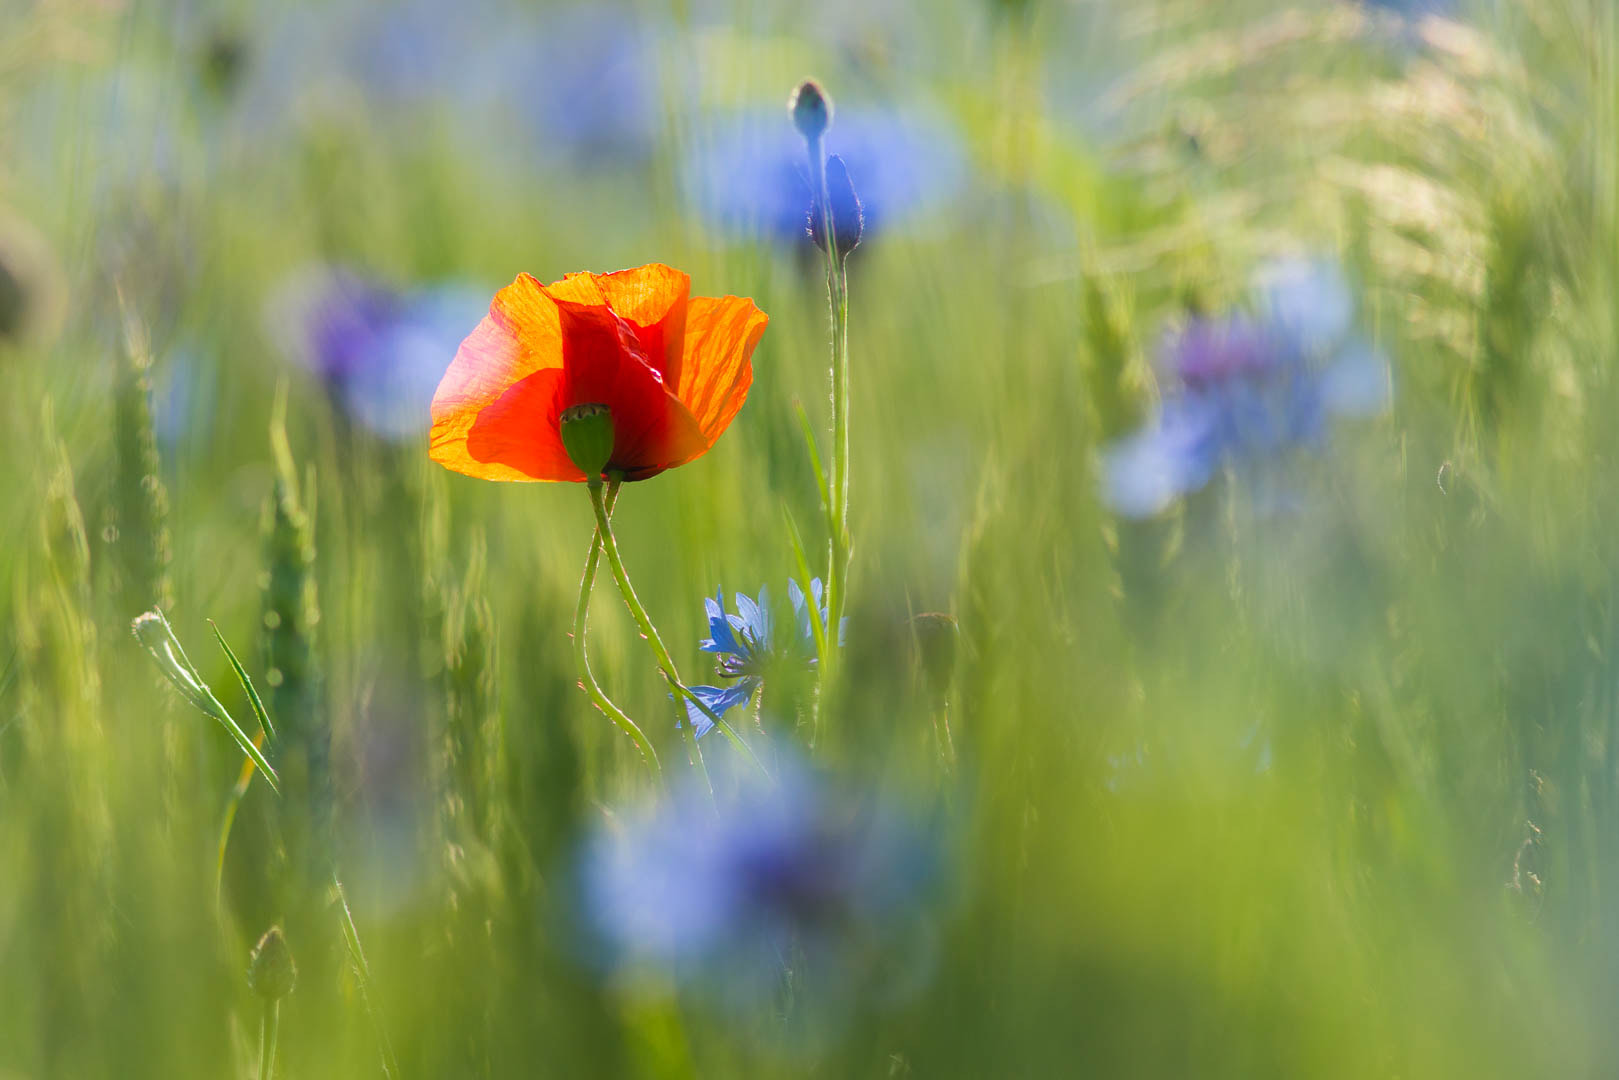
[681,106,967,248]
[1102,257,1390,518]
[266,268,489,443]
[577,754,944,1024]
[684,579,839,737]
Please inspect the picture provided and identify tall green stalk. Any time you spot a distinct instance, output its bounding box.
[811,134,853,670]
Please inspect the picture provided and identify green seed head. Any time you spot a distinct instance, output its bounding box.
[560,403,615,482]
[247,925,297,1001]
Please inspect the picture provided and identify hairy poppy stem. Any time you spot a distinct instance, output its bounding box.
[573,480,662,782]
[586,483,771,781]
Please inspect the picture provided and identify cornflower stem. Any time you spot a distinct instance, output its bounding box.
[573,480,662,783]
[257,1000,281,1080]
[808,132,853,687]
[587,481,771,781]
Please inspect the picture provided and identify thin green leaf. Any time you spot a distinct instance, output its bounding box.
[210,620,277,749]
[793,397,831,521]
[333,876,401,1080]
[131,610,281,795]
[782,506,830,671]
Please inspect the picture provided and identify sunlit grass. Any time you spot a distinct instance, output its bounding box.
[4,1,1619,1076]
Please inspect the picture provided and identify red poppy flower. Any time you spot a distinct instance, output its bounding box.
[429,263,767,482]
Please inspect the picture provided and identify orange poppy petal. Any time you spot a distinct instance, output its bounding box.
[464,368,582,481]
[546,264,690,384]
[429,273,567,481]
[553,299,709,478]
[676,295,768,444]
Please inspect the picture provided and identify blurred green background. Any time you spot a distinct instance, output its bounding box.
[5,0,1619,1075]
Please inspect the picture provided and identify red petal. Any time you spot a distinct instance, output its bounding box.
[465,368,581,481]
[545,264,690,385]
[430,273,572,481]
[551,299,708,479]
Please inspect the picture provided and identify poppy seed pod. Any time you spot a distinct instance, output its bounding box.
[789,79,831,141]
[560,402,616,482]
[247,926,297,1001]
[809,155,864,258]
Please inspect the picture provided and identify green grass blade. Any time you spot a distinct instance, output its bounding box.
[333,876,401,1080]
[209,619,277,749]
[782,506,830,670]
[793,397,832,523]
[131,610,281,794]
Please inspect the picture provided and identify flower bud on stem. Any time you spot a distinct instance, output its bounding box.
[791,77,856,712]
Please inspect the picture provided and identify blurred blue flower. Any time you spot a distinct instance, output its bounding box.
[682,107,967,247]
[242,1,663,169]
[685,579,840,737]
[578,755,943,1016]
[502,4,661,165]
[1361,0,1453,15]
[1102,258,1390,518]
[267,269,487,443]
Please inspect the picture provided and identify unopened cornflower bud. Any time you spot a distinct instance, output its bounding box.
[560,402,616,482]
[788,79,832,141]
[247,925,297,1001]
[808,154,864,258]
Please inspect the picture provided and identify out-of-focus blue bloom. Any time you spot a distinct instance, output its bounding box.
[685,579,841,736]
[682,107,967,247]
[267,269,487,443]
[1361,0,1453,16]
[577,755,943,1023]
[1102,258,1390,518]
[502,4,661,165]
[242,1,662,170]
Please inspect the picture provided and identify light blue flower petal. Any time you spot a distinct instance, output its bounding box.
[733,591,765,650]
[755,585,773,654]
[1256,257,1353,352]
[1101,404,1222,518]
[681,682,756,739]
[1320,343,1391,417]
[700,590,743,656]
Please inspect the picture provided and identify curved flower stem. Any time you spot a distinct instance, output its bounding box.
[573,480,662,783]
[808,133,853,691]
[587,482,771,781]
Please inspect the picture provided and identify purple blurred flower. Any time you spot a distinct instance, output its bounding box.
[267,268,487,443]
[1102,258,1390,518]
[578,756,942,1014]
[682,106,966,247]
